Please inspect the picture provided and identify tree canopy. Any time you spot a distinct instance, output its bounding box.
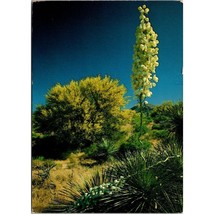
[33,75,135,149]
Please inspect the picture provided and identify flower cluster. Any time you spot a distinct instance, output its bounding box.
[132,5,159,100]
[74,176,125,209]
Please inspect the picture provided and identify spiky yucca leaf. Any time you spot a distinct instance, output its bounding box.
[99,143,183,213]
[44,169,118,213]
[46,143,182,213]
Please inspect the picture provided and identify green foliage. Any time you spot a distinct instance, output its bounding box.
[73,176,125,212]
[132,112,150,134]
[118,111,152,155]
[97,143,183,213]
[84,138,118,163]
[118,138,151,156]
[152,129,168,139]
[151,101,183,145]
[47,143,182,213]
[36,156,45,161]
[32,3,183,212]
[45,170,124,213]
[33,76,134,150]
[131,103,154,121]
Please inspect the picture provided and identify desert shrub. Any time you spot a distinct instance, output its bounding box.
[118,142,139,154]
[151,101,183,146]
[68,152,80,165]
[152,129,168,139]
[84,139,118,163]
[32,159,60,212]
[32,159,56,188]
[36,156,45,161]
[32,159,57,212]
[84,143,97,158]
[117,139,151,157]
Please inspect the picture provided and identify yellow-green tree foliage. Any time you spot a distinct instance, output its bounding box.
[33,76,135,147]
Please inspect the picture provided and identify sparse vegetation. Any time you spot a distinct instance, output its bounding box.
[32,101,183,213]
[32,4,182,213]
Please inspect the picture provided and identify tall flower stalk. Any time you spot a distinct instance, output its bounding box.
[132,5,159,138]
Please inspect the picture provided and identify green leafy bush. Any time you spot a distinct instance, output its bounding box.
[117,139,151,156]
[152,129,168,140]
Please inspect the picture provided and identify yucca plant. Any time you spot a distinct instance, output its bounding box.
[46,143,182,213]
[45,169,125,213]
[98,143,183,213]
[84,138,118,163]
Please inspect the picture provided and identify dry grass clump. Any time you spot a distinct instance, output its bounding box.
[32,152,109,212]
[32,186,55,213]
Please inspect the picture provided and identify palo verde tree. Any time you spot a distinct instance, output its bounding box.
[33,75,134,149]
[132,5,159,138]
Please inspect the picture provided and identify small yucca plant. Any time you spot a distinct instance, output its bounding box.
[45,169,125,213]
[99,143,183,213]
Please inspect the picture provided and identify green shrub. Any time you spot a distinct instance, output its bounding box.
[151,101,183,146]
[84,143,97,157]
[118,142,139,154]
[118,140,151,156]
[36,156,45,161]
[84,139,118,163]
[152,129,168,140]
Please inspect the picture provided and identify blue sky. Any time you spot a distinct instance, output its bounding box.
[32,1,183,111]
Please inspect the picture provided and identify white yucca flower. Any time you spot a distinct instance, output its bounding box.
[145,8,149,13]
[132,4,159,100]
[153,75,159,82]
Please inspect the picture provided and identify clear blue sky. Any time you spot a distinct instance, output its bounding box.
[32,1,183,111]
